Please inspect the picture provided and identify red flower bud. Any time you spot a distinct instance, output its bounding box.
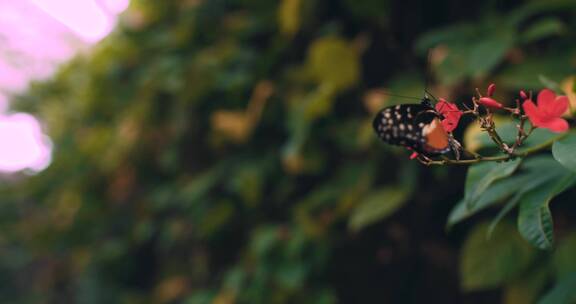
[487,83,496,97]
[409,152,419,160]
[478,97,503,109]
[519,90,528,100]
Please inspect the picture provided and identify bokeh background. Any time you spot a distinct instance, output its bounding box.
[2,0,576,303]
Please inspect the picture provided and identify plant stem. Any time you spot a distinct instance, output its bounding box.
[420,131,568,166]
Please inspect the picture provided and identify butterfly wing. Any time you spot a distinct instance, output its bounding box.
[373,103,451,155]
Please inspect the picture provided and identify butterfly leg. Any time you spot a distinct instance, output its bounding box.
[448,133,462,160]
[416,153,434,165]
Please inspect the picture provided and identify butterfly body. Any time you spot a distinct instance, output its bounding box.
[372,98,452,156]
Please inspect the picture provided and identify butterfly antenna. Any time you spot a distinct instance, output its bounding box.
[423,50,438,102]
[425,88,438,102]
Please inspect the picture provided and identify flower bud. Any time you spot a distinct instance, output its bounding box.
[487,83,496,97]
[478,97,503,109]
[519,90,528,100]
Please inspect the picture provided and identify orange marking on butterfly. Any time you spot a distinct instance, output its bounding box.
[422,118,449,150]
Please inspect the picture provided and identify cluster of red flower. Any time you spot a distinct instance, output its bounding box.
[437,85,570,133]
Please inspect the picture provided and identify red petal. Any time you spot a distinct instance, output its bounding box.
[551,96,569,117]
[537,89,556,113]
[441,119,456,133]
[435,100,462,132]
[435,100,456,114]
[449,115,462,132]
[539,117,569,133]
[523,99,546,126]
[435,101,446,113]
[443,112,461,132]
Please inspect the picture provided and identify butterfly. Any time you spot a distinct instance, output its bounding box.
[372,95,461,158]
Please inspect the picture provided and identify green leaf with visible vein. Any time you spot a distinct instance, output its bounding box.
[487,158,567,237]
[464,159,522,208]
[448,173,532,228]
[518,174,576,249]
[552,133,576,173]
[448,156,565,230]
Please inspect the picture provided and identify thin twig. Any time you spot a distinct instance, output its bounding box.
[421,131,567,166]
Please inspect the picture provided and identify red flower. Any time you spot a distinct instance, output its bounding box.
[478,97,503,109]
[435,98,462,132]
[523,89,569,133]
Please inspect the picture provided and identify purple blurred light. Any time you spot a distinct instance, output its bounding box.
[0,112,52,173]
[0,0,129,173]
[30,0,112,42]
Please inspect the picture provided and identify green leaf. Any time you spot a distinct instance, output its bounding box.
[310,289,337,304]
[278,0,302,36]
[414,23,476,53]
[539,74,563,92]
[468,27,514,78]
[495,49,574,89]
[521,17,565,43]
[503,264,550,304]
[434,44,473,85]
[250,226,280,258]
[342,0,390,26]
[518,173,576,249]
[185,291,216,304]
[448,173,533,227]
[197,201,234,237]
[307,36,360,91]
[449,156,569,231]
[460,222,536,291]
[180,164,226,205]
[538,273,576,304]
[552,133,576,173]
[348,187,408,232]
[303,83,338,120]
[553,233,576,278]
[508,0,576,27]
[275,262,306,290]
[416,18,514,84]
[223,267,246,291]
[487,157,569,236]
[518,193,554,250]
[464,159,522,208]
[487,191,524,237]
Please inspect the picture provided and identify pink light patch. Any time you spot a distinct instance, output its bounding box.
[102,0,130,14]
[0,96,8,114]
[30,0,112,42]
[0,113,52,173]
[0,0,129,174]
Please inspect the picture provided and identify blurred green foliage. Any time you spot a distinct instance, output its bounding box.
[3,0,576,303]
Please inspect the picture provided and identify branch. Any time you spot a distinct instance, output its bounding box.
[420,131,567,166]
